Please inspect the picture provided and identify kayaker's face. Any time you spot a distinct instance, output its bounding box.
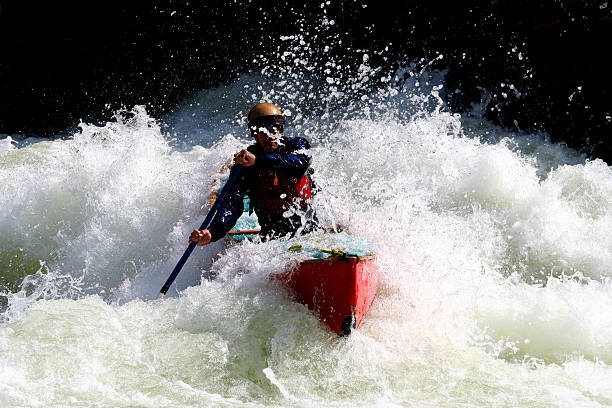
[255,130,281,152]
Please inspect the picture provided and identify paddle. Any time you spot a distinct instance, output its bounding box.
[157,164,243,299]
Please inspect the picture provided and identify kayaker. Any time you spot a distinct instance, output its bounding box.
[189,102,320,246]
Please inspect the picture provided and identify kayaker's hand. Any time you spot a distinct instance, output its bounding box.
[234,149,256,167]
[189,229,212,246]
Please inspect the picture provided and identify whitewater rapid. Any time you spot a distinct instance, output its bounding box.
[1,65,612,406]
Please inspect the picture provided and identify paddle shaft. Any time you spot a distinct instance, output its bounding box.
[157,164,243,298]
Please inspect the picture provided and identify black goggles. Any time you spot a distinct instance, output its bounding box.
[248,115,285,136]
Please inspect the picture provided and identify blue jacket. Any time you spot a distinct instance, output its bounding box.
[208,136,313,241]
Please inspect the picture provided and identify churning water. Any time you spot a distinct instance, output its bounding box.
[1,30,612,407]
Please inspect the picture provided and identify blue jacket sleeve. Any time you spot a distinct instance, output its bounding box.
[254,137,311,177]
[207,170,250,242]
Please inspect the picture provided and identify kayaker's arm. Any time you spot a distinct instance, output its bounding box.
[205,171,250,242]
[251,137,312,177]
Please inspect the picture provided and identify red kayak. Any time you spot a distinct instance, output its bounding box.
[214,165,378,335]
[273,253,378,336]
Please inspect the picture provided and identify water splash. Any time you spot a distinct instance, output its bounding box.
[1,17,612,407]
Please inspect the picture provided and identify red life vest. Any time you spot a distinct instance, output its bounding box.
[253,167,312,217]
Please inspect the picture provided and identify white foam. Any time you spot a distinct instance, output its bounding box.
[1,62,611,407]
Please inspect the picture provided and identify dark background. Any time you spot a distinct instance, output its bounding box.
[1,0,610,162]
